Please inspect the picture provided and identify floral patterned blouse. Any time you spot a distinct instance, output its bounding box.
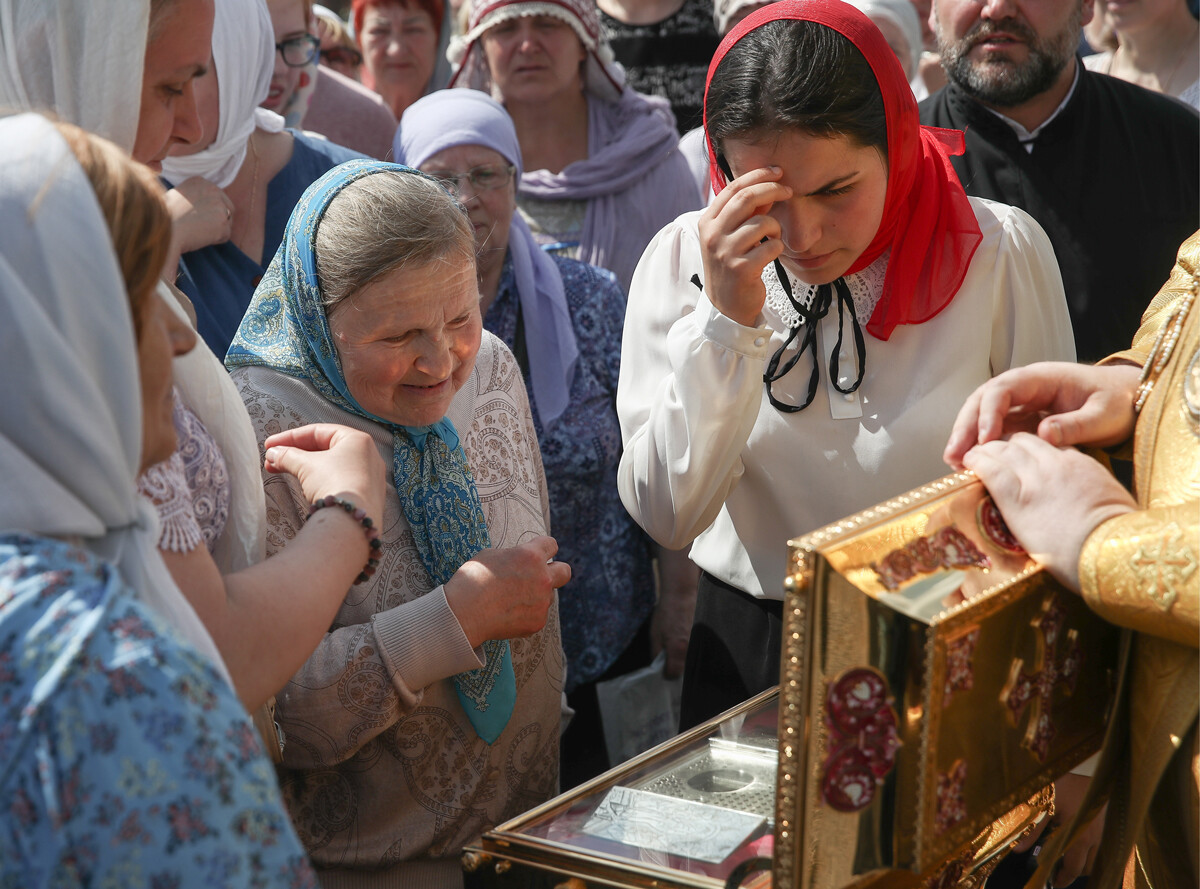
[0,534,317,889]
[487,253,655,690]
[138,390,231,555]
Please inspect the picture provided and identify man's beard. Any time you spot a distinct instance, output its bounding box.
[937,8,1081,108]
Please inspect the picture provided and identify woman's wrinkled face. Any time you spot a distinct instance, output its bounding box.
[360,1,439,116]
[329,257,483,427]
[480,14,587,104]
[723,129,889,286]
[137,292,197,473]
[418,144,516,269]
[134,0,215,169]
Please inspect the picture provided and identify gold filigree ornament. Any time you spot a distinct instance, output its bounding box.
[1131,521,1197,612]
[1134,269,1198,414]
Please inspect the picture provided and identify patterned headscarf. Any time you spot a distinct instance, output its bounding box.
[226,159,516,743]
[448,0,625,102]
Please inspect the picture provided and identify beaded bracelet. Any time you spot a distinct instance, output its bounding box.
[307,495,382,584]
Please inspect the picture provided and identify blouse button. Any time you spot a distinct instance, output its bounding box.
[754,336,766,347]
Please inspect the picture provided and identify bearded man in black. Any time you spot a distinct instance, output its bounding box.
[920,0,1198,362]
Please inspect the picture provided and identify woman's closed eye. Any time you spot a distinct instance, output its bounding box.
[820,184,854,197]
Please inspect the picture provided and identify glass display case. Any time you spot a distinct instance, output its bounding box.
[463,689,780,889]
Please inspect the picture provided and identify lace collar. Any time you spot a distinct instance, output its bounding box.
[763,249,890,330]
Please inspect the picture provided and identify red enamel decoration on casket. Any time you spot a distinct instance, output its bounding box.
[821,668,902,812]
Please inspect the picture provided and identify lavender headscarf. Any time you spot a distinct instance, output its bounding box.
[517,89,689,291]
[395,90,578,429]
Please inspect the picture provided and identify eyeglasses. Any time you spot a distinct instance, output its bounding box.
[276,34,321,68]
[321,46,363,68]
[428,164,516,197]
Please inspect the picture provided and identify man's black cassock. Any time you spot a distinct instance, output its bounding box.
[921,69,1199,362]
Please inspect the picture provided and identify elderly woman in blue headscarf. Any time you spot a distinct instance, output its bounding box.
[226,159,568,886]
[395,90,658,786]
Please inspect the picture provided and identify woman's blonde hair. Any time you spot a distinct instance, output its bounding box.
[53,122,173,332]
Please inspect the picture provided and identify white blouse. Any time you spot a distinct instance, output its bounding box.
[617,198,1075,600]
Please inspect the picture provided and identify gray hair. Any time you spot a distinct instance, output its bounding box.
[314,171,476,314]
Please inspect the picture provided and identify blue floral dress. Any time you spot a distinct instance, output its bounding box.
[487,254,655,690]
[0,534,317,889]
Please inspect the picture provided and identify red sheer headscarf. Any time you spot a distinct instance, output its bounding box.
[704,0,982,341]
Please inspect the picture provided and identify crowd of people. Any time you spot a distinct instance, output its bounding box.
[0,0,1195,887]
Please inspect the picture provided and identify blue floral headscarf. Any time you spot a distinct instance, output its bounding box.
[227,159,515,744]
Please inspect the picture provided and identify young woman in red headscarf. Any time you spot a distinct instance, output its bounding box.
[616,0,1076,728]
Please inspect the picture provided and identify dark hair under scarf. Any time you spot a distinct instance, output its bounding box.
[703,0,983,341]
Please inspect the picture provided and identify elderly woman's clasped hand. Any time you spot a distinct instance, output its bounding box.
[445,537,571,648]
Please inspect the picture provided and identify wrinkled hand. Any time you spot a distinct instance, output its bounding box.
[650,548,698,679]
[944,362,1140,470]
[165,177,234,254]
[445,536,571,648]
[698,166,791,327]
[962,434,1136,591]
[264,423,388,528]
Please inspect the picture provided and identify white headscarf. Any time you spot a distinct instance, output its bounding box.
[0,0,146,152]
[0,0,268,576]
[161,0,285,188]
[847,0,922,81]
[0,113,230,682]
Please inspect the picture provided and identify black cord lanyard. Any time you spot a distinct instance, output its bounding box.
[689,265,866,413]
[763,260,866,413]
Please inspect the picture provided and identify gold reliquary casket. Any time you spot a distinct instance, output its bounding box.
[461,473,1120,889]
[776,472,1121,887]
